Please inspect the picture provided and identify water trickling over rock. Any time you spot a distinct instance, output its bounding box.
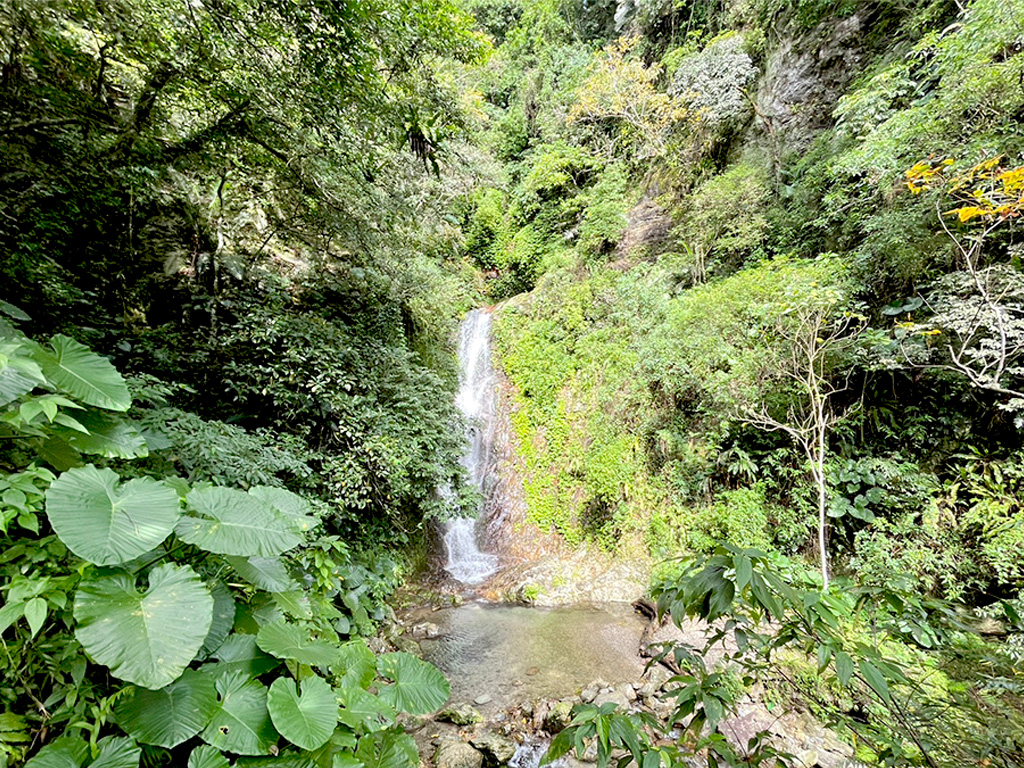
[443,309,500,584]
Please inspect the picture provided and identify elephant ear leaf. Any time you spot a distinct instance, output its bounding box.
[74,564,213,689]
[188,746,230,768]
[88,736,141,768]
[375,653,449,715]
[248,486,317,535]
[355,730,418,768]
[115,670,219,748]
[200,671,279,756]
[268,675,338,750]
[33,335,131,411]
[256,621,339,667]
[177,487,303,557]
[46,465,180,565]
[24,738,88,768]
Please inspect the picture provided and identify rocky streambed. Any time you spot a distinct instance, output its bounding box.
[387,597,860,768]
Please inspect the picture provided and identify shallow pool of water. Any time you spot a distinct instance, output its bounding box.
[418,601,647,709]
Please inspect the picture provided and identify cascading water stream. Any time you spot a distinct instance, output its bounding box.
[443,309,500,584]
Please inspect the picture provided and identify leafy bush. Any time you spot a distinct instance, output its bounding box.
[0,320,448,767]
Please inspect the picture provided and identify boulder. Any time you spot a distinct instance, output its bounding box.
[412,622,442,639]
[592,688,631,710]
[437,704,484,726]
[470,732,518,765]
[435,741,483,768]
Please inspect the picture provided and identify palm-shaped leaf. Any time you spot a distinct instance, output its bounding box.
[268,676,338,750]
[46,465,180,565]
[200,671,279,756]
[177,487,302,557]
[376,653,449,715]
[33,335,131,411]
[74,564,213,688]
[114,670,219,748]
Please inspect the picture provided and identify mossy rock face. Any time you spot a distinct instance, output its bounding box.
[470,732,517,765]
[436,703,484,726]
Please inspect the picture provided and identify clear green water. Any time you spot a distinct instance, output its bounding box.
[418,601,647,709]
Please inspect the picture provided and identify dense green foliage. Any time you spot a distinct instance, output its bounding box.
[0,0,489,765]
[452,0,1024,762]
[5,0,1024,764]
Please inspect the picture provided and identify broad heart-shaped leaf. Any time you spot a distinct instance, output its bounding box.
[268,676,339,750]
[201,581,237,658]
[375,653,450,715]
[114,670,219,748]
[24,737,88,768]
[188,746,230,768]
[200,671,279,756]
[88,736,141,768]
[333,639,377,690]
[55,411,148,459]
[248,487,317,535]
[178,487,303,557]
[46,465,181,565]
[355,730,418,768]
[336,686,395,732]
[0,343,44,406]
[75,564,213,689]
[202,634,281,678]
[256,621,340,667]
[33,335,131,412]
[226,556,297,592]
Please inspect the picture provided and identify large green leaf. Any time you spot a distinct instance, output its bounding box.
[0,342,44,406]
[89,737,141,768]
[227,556,297,592]
[268,676,338,751]
[355,731,417,768]
[200,671,279,756]
[201,581,237,658]
[336,686,395,732]
[55,411,148,459]
[256,621,339,667]
[33,335,131,412]
[334,640,377,690]
[24,738,88,768]
[248,487,317,535]
[203,634,281,678]
[75,564,213,689]
[178,487,303,557]
[375,653,449,715]
[46,465,181,565]
[114,670,219,748]
[188,746,231,768]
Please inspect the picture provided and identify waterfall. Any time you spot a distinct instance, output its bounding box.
[443,309,500,584]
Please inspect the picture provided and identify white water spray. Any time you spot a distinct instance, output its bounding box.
[443,309,500,584]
